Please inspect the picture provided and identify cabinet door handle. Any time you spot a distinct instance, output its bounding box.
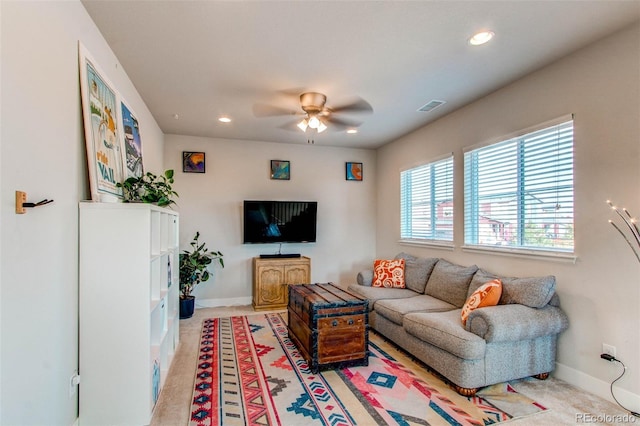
[332,320,338,327]
[348,319,354,325]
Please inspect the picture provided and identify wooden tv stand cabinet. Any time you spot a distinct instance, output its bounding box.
[252,256,311,310]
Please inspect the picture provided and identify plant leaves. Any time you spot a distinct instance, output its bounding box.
[179,231,223,297]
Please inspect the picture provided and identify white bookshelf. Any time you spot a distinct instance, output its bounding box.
[79,202,179,426]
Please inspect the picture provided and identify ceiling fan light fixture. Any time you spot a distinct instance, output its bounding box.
[308,115,321,129]
[297,119,309,131]
[317,121,327,133]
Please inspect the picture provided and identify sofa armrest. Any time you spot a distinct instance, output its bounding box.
[465,304,569,343]
[357,269,374,286]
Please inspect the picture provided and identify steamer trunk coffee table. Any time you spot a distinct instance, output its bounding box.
[287,282,369,373]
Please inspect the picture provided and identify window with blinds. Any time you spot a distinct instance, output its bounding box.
[464,119,574,252]
[400,155,453,242]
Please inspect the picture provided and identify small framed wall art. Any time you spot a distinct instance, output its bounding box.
[271,160,290,180]
[120,100,144,179]
[183,151,205,173]
[346,162,363,181]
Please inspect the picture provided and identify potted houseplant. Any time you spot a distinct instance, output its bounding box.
[117,169,178,207]
[179,232,224,319]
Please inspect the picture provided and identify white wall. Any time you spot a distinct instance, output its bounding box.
[164,135,377,306]
[376,23,640,407]
[0,1,164,424]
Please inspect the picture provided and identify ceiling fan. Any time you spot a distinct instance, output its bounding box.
[253,91,373,135]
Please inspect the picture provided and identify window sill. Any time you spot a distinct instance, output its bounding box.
[398,239,455,251]
[461,245,577,264]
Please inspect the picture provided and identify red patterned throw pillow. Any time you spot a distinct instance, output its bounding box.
[461,279,502,325]
[372,259,406,288]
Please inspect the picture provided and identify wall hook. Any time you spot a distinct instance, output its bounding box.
[16,191,54,214]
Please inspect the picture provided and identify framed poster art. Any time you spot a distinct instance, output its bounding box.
[78,42,126,201]
[183,151,205,173]
[120,100,144,179]
[346,162,363,181]
[270,160,290,180]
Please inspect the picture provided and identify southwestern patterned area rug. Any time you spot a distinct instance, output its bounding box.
[190,313,547,425]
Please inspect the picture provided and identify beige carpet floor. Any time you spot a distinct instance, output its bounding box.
[151,305,632,426]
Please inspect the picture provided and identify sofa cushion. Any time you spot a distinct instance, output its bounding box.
[395,253,439,294]
[501,275,556,308]
[357,269,374,286]
[375,295,457,325]
[425,259,478,307]
[461,279,502,325]
[466,269,499,297]
[467,269,556,309]
[403,311,486,360]
[373,259,406,288]
[346,284,419,311]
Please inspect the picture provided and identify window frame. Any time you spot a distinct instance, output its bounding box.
[462,115,576,261]
[399,153,454,248]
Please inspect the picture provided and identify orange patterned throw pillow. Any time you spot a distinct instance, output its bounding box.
[372,259,406,288]
[461,279,503,325]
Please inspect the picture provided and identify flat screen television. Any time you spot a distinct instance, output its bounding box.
[243,200,317,244]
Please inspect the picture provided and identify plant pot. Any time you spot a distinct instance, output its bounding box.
[180,296,195,319]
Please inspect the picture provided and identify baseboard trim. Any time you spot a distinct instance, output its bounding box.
[195,296,253,308]
[555,362,640,412]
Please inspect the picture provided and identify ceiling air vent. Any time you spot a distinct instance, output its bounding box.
[417,100,446,113]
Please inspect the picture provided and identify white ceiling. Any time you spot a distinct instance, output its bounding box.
[81,1,640,149]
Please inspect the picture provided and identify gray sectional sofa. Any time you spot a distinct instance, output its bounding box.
[347,253,569,396]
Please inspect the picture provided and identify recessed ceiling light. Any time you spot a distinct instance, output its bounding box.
[347,129,358,134]
[469,30,494,46]
[218,116,231,123]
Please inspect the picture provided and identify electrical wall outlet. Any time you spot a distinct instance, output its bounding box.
[602,343,616,358]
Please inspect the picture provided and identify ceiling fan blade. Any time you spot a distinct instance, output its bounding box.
[325,116,362,129]
[278,119,303,132]
[330,97,373,114]
[276,87,309,97]
[252,103,298,117]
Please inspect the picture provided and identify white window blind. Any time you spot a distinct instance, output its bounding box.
[400,155,453,242]
[464,120,574,252]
